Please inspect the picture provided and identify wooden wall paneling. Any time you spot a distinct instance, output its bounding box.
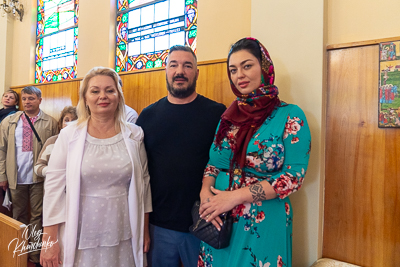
[197,61,234,108]
[324,45,400,266]
[384,128,400,264]
[70,81,80,106]
[143,69,168,109]
[121,60,233,114]
[121,68,166,114]
[11,80,80,121]
[9,60,233,119]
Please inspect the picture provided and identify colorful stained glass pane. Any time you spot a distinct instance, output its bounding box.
[118,0,128,11]
[188,29,196,38]
[146,60,154,69]
[116,0,197,72]
[119,43,127,51]
[35,0,78,83]
[154,58,163,68]
[122,13,128,23]
[40,0,76,35]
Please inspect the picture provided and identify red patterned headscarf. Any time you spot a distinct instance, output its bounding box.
[215,37,281,174]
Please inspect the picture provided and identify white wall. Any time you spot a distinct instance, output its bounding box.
[327,0,400,45]
[9,0,36,88]
[0,15,15,97]
[251,0,325,266]
[77,0,117,76]
[197,0,251,61]
[0,15,8,96]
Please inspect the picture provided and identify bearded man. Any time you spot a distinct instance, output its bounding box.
[136,45,226,267]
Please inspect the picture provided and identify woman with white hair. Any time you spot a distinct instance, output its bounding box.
[40,67,151,267]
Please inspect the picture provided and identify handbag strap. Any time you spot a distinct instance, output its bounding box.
[24,112,42,144]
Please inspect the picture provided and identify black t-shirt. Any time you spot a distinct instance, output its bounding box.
[136,95,226,232]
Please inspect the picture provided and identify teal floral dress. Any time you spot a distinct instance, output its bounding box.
[198,104,311,267]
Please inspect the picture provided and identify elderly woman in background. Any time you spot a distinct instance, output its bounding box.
[198,38,311,267]
[0,90,19,122]
[34,106,78,178]
[41,67,152,267]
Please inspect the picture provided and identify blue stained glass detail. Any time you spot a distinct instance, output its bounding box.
[136,60,143,69]
[187,8,195,23]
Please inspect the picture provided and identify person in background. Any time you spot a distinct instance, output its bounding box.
[136,45,226,267]
[0,90,19,122]
[125,104,139,123]
[34,106,77,178]
[41,67,151,267]
[0,89,19,217]
[198,37,311,267]
[0,86,58,266]
[118,76,139,123]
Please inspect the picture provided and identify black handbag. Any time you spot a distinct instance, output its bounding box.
[189,200,233,249]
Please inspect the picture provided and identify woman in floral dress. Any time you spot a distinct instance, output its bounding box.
[198,37,311,267]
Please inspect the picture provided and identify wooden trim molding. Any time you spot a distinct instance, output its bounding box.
[8,59,233,118]
[327,36,400,50]
[10,59,228,90]
[10,77,82,90]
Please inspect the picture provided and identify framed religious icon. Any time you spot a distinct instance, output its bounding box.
[378,41,400,127]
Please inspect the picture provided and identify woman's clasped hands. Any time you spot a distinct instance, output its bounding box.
[199,186,241,231]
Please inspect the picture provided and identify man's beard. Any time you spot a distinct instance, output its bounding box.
[166,75,197,99]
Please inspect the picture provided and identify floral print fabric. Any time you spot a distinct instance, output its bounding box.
[198,104,311,267]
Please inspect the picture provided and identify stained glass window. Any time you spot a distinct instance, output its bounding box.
[35,0,78,83]
[116,0,197,72]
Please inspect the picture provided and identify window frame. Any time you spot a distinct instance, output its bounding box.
[115,0,198,72]
[35,0,79,83]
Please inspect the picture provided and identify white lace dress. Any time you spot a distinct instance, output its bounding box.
[73,133,134,267]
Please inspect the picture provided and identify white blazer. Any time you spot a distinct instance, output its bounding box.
[43,121,152,267]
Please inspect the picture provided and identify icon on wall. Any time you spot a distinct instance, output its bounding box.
[378,41,400,127]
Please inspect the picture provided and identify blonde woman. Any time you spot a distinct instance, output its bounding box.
[0,89,19,122]
[41,67,151,267]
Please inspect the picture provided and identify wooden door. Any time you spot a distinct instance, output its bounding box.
[324,44,400,266]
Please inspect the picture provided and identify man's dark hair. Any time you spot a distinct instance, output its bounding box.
[169,45,197,62]
[227,38,262,65]
[21,86,42,98]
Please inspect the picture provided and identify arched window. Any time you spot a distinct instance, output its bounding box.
[116,0,197,72]
[35,0,79,83]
